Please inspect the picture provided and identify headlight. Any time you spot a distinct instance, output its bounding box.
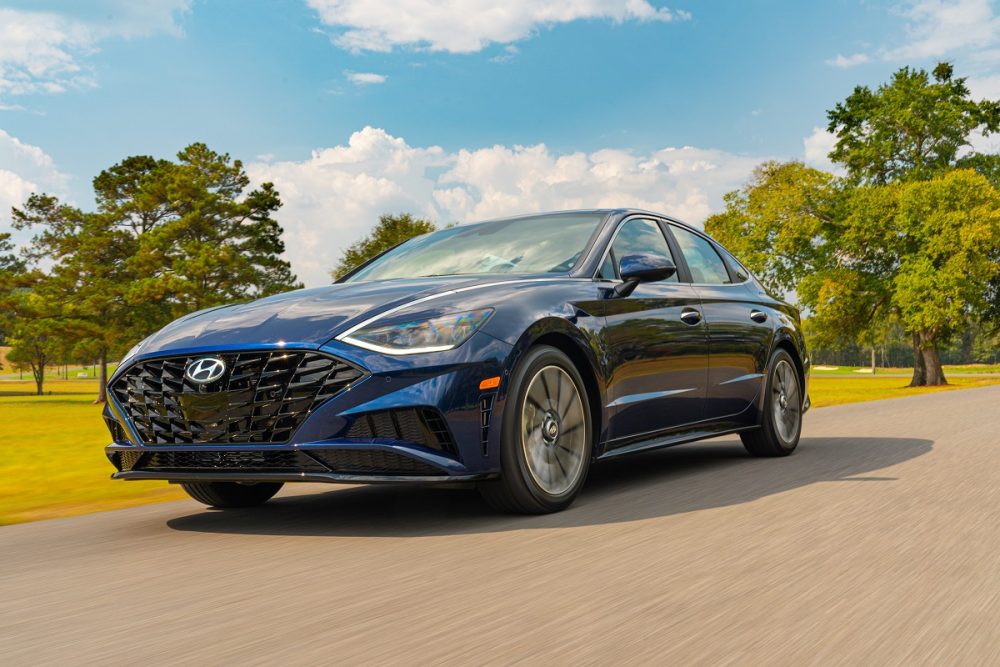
[342,309,493,355]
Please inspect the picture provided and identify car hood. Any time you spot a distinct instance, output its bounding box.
[139,276,494,355]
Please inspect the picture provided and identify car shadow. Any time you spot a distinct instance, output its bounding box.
[166,435,932,537]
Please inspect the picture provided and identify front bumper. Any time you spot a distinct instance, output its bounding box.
[104,335,514,483]
[107,444,495,484]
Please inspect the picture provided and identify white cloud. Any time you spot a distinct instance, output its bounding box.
[248,127,767,286]
[826,52,870,68]
[346,71,387,85]
[824,1,1000,70]
[306,0,690,53]
[884,0,1000,60]
[0,1,190,102]
[0,128,69,244]
[802,126,842,174]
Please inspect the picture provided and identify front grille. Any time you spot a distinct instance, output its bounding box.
[105,415,128,443]
[307,449,445,476]
[110,351,366,445]
[141,450,326,472]
[344,408,456,454]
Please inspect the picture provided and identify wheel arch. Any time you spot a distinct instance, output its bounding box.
[503,318,607,452]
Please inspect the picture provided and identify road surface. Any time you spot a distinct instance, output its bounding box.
[3,386,999,665]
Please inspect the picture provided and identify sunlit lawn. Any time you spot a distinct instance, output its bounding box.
[810,363,1000,375]
[808,374,1000,407]
[2,370,1000,525]
[0,380,184,526]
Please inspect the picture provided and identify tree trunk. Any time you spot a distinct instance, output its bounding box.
[871,346,876,375]
[32,362,44,396]
[95,349,108,404]
[909,332,926,386]
[909,331,947,386]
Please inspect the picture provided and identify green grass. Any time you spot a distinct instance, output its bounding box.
[811,363,1000,375]
[0,379,183,526]
[2,370,1000,525]
[809,374,1000,407]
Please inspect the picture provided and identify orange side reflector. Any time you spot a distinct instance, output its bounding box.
[479,376,501,390]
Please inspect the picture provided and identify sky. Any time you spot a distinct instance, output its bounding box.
[2,0,1000,286]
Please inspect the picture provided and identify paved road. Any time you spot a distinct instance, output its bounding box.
[3,387,999,665]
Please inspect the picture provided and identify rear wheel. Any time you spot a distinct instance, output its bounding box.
[479,346,593,514]
[180,481,283,508]
[741,349,802,457]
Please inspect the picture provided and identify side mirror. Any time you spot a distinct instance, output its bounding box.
[614,253,677,297]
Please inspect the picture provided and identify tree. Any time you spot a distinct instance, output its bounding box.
[705,161,840,295]
[709,166,1000,387]
[4,286,66,395]
[828,63,1000,185]
[10,143,302,402]
[331,213,436,279]
[12,194,138,402]
[124,144,302,315]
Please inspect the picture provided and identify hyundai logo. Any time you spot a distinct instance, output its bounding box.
[185,357,227,384]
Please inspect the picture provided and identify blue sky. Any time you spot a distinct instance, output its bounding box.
[2,0,1000,285]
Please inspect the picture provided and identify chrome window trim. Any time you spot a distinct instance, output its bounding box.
[662,221,753,287]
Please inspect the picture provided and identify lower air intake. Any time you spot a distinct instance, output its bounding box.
[344,408,456,454]
[307,449,445,476]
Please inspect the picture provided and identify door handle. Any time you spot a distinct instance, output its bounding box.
[750,310,768,323]
[680,308,702,325]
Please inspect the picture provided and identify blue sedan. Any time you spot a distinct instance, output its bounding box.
[104,209,809,513]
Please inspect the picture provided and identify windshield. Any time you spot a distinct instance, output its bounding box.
[344,212,606,282]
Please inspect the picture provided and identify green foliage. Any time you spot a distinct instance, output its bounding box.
[9,142,303,401]
[114,143,302,314]
[827,62,1000,184]
[332,213,436,279]
[4,286,67,395]
[705,161,839,295]
[709,160,1000,385]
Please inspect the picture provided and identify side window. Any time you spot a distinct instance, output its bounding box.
[670,226,732,284]
[598,218,678,282]
[718,247,750,283]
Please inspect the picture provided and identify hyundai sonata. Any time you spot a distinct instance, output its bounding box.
[104,209,809,513]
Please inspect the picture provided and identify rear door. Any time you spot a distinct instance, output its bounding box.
[600,217,709,444]
[667,224,774,423]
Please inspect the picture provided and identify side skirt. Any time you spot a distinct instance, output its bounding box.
[595,424,760,461]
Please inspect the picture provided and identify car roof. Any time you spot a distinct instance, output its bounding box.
[462,208,702,234]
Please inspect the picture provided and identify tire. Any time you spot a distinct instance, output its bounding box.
[741,349,802,457]
[479,346,593,514]
[180,481,283,508]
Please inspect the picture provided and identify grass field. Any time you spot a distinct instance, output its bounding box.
[811,363,1000,375]
[2,369,1000,525]
[0,381,184,526]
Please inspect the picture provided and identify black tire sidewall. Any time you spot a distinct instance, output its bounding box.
[763,350,802,452]
[500,346,593,511]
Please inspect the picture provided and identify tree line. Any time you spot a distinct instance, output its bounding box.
[707,63,1000,386]
[0,144,301,400]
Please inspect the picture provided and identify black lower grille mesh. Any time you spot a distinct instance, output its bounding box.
[116,450,143,472]
[344,408,455,453]
[110,350,366,445]
[308,449,445,475]
[141,450,326,472]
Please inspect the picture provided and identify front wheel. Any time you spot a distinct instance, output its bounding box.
[741,349,802,457]
[479,346,593,514]
[180,481,283,508]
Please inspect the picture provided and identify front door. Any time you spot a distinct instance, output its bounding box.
[600,218,709,444]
